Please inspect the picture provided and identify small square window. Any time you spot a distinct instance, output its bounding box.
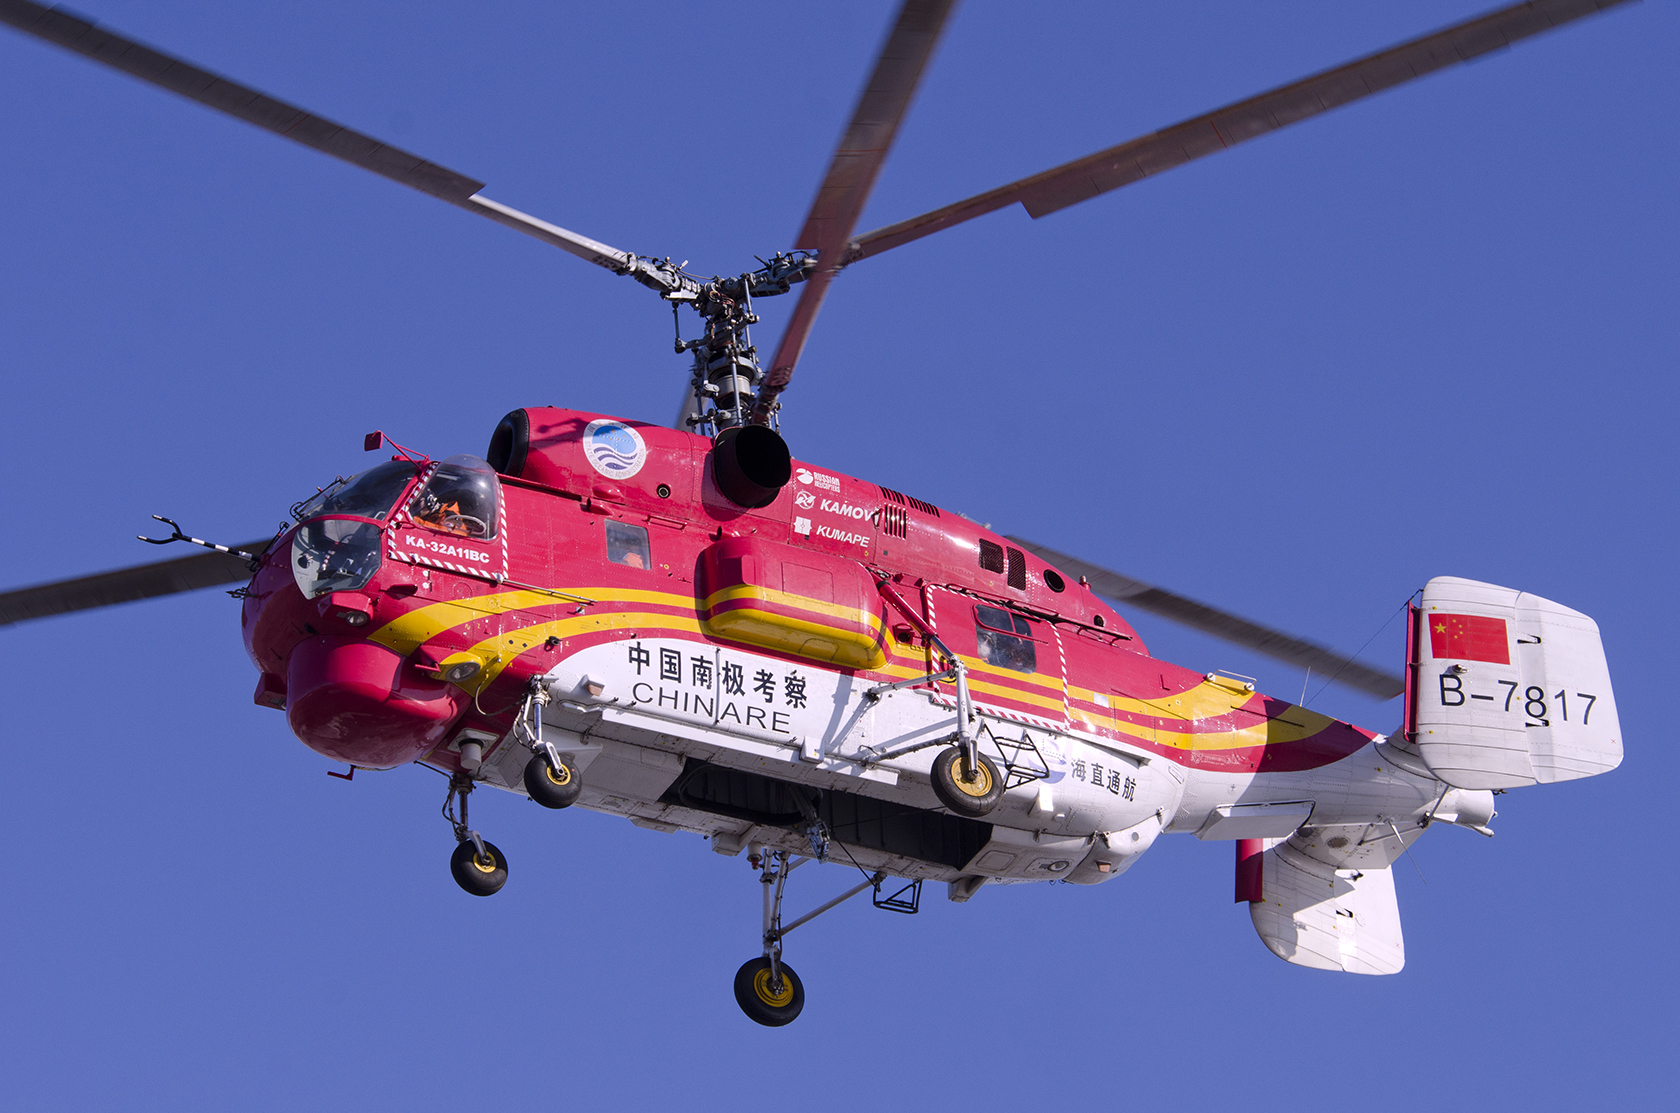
[605,520,651,570]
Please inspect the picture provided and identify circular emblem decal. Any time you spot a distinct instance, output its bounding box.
[582,419,648,480]
[794,491,816,509]
[795,467,813,485]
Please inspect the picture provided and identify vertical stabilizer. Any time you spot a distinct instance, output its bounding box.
[1248,841,1404,976]
[1413,577,1622,790]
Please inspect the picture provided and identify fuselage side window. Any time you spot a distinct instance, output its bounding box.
[974,604,1037,673]
[606,520,651,570]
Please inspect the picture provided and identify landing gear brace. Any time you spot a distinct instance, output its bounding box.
[734,846,920,1026]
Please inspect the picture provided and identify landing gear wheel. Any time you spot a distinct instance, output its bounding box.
[733,957,805,1027]
[524,752,581,809]
[931,747,1004,817]
[449,840,508,896]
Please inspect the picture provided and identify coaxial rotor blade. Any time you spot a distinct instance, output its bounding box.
[0,0,659,279]
[752,0,957,424]
[1010,537,1406,700]
[848,0,1636,264]
[0,541,274,628]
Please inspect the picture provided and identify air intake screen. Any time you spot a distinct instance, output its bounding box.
[881,505,908,539]
[1006,546,1026,590]
[978,539,1005,573]
[881,485,940,517]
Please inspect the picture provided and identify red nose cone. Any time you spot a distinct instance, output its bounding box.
[285,636,464,769]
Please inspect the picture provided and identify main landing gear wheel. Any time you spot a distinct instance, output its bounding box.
[733,957,805,1027]
[450,839,508,896]
[524,752,581,809]
[931,746,1004,817]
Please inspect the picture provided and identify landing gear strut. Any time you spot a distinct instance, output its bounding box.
[515,677,582,809]
[443,773,507,896]
[733,847,887,1027]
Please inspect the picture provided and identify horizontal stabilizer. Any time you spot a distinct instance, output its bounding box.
[1412,577,1622,790]
[1248,840,1404,976]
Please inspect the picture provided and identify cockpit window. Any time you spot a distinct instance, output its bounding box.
[294,460,418,523]
[409,455,500,539]
[975,604,1037,673]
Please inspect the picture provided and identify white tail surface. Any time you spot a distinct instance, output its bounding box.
[1249,840,1404,976]
[1413,577,1622,790]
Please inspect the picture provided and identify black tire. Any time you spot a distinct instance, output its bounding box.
[524,752,582,809]
[732,957,805,1027]
[930,747,1004,818]
[449,839,508,896]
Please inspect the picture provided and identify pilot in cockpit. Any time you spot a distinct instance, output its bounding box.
[409,455,499,539]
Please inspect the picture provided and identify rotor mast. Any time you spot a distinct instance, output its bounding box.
[660,253,818,435]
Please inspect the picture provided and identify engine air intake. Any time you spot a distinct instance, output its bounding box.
[712,425,791,508]
[486,409,531,477]
[1006,546,1026,590]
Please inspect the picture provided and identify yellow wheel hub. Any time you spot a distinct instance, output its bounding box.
[470,853,500,874]
[545,762,572,787]
[752,966,795,1007]
[951,756,993,798]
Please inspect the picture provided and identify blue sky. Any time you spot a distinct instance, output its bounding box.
[1,2,1674,1109]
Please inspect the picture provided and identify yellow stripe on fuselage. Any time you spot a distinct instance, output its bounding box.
[700,584,885,632]
[372,586,1338,752]
[441,609,705,690]
[1066,678,1338,752]
[369,585,696,656]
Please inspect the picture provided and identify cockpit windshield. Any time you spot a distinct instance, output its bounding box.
[408,455,499,539]
[293,460,419,523]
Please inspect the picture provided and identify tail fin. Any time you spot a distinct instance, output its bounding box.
[1246,838,1404,975]
[1408,577,1622,791]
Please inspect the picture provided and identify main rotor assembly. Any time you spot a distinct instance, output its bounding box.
[2,0,1637,441]
[0,0,1639,687]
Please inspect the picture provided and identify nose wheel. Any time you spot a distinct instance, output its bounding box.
[516,678,583,810]
[443,773,508,896]
[524,751,581,809]
[450,837,508,896]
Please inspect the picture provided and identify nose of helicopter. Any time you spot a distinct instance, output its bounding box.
[284,635,464,769]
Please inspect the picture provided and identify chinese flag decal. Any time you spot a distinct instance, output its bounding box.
[1428,614,1510,664]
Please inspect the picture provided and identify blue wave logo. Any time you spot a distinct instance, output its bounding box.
[583,420,648,479]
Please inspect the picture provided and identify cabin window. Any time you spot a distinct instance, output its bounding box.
[411,455,500,539]
[294,460,417,523]
[974,604,1037,673]
[606,520,651,570]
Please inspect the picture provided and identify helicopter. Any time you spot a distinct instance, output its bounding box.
[0,0,1630,1027]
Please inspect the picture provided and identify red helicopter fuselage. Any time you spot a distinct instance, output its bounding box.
[242,406,1376,781]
